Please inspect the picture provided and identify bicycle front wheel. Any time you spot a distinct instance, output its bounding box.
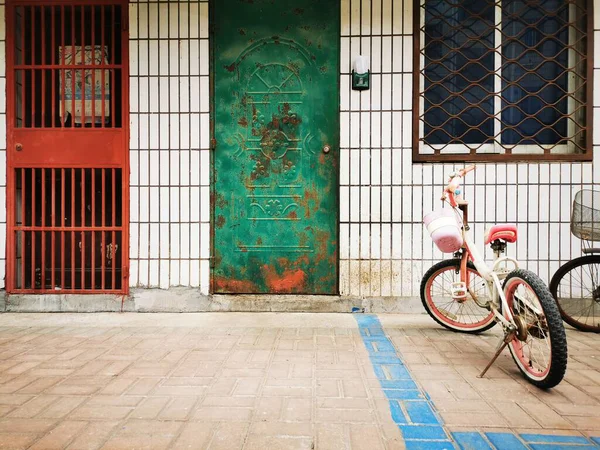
[503,270,567,389]
[549,255,600,333]
[420,259,496,333]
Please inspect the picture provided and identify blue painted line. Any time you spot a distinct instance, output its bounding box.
[529,445,598,450]
[373,363,413,380]
[360,327,385,336]
[355,315,454,448]
[521,435,593,445]
[389,400,409,425]
[404,400,441,424]
[369,354,403,364]
[400,425,449,441]
[369,341,397,353]
[355,315,380,327]
[383,389,424,400]
[353,314,600,450]
[453,432,493,450]
[363,335,390,343]
[405,441,455,450]
[379,380,418,390]
[367,350,402,357]
[486,432,528,450]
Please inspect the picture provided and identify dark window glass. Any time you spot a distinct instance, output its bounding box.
[424,0,495,145]
[501,0,568,145]
[418,0,589,159]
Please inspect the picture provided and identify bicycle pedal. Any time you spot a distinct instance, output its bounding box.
[451,282,467,300]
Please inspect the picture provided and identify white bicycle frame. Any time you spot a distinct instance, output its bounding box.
[443,167,542,335]
[439,166,552,378]
[459,210,519,331]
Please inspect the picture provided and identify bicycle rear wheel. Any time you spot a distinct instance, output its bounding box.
[549,255,600,333]
[504,270,567,389]
[420,259,496,333]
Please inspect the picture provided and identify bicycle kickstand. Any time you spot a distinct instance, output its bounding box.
[477,332,514,379]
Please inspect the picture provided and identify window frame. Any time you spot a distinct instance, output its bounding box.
[412,0,594,163]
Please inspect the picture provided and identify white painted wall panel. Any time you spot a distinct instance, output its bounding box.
[338,0,600,298]
[0,0,589,296]
[129,0,210,291]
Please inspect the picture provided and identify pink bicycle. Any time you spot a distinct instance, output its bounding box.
[422,166,567,388]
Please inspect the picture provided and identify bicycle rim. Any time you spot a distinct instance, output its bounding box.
[505,277,553,381]
[423,261,496,331]
[551,256,600,332]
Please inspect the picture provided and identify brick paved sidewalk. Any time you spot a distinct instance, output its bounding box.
[380,314,600,435]
[0,312,597,449]
[379,314,600,449]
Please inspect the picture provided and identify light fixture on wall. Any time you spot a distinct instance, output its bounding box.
[352,55,370,90]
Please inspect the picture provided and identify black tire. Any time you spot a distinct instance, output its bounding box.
[549,255,600,333]
[503,269,567,389]
[420,259,497,334]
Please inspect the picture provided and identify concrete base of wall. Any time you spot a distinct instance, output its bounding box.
[0,288,424,313]
[2,294,130,312]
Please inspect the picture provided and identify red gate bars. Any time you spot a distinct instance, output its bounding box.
[5,1,129,294]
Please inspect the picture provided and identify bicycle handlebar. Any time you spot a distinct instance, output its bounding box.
[458,165,476,177]
[442,165,476,207]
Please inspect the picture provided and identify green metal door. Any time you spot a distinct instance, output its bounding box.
[212,0,340,294]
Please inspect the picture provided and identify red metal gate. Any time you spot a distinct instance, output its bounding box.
[5,0,129,294]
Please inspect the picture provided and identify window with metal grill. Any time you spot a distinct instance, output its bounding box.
[413,0,591,162]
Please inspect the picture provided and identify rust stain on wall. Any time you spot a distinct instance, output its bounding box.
[213,277,257,292]
[262,265,307,293]
[215,215,226,229]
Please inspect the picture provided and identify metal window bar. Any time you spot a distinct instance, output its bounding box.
[413,0,592,162]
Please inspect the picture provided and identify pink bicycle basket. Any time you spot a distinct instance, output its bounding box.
[423,209,463,253]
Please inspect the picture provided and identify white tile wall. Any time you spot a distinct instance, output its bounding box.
[103,0,600,296]
[337,0,599,298]
[128,0,210,292]
[0,0,595,298]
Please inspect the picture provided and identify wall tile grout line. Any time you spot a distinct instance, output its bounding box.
[127,0,210,291]
[0,1,597,303]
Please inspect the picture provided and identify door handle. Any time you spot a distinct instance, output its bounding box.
[15,143,23,151]
[322,144,331,154]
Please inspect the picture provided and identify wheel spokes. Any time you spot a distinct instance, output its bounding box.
[556,262,600,328]
[428,267,492,326]
[511,283,552,375]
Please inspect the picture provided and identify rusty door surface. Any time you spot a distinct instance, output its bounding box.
[212,0,340,294]
[5,1,129,293]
